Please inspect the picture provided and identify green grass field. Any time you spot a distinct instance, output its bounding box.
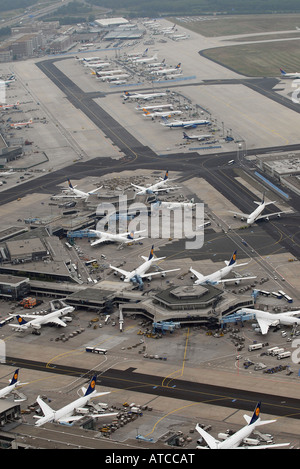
[201,39,300,77]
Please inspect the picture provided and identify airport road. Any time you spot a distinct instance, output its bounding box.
[4,355,300,421]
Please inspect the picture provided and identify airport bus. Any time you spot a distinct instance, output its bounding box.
[85,347,107,354]
[271,291,283,299]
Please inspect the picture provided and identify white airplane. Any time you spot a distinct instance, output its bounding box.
[0,101,20,110]
[147,59,166,68]
[152,198,195,210]
[190,250,256,286]
[84,61,110,68]
[132,54,158,64]
[106,74,130,82]
[0,369,27,399]
[34,375,112,426]
[79,57,101,62]
[2,75,16,86]
[237,307,300,335]
[196,402,290,449]
[142,108,182,118]
[183,131,213,141]
[0,169,14,177]
[123,91,167,101]
[95,69,123,77]
[229,194,286,225]
[131,170,179,195]
[9,306,75,332]
[10,118,32,129]
[161,117,211,128]
[89,229,146,247]
[135,104,174,111]
[109,245,180,284]
[151,63,181,75]
[60,179,103,201]
[280,68,300,78]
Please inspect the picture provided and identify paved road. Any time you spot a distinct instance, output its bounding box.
[4,355,300,420]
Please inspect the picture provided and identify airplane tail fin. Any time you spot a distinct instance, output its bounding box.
[183,132,189,139]
[127,231,134,240]
[280,68,286,75]
[16,315,28,326]
[228,250,237,266]
[163,170,169,180]
[68,179,73,189]
[176,63,181,68]
[9,369,19,386]
[148,245,154,261]
[244,402,277,427]
[84,375,97,396]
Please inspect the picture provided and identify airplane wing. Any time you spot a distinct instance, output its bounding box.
[189,267,205,283]
[109,265,130,276]
[131,183,146,190]
[140,268,180,278]
[228,210,250,218]
[123,237,146,244]
[255,211,288,221]
[153,186,181,192]
[47,318,67,327]
[88,186,103,194]
[256,317,273,335]
[196,424,219,449]
[90,238,107,246]
[36,396,53,418]
[219,276,256,284]
[57,415,85,424]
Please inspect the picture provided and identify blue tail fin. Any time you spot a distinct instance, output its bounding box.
[84,375,97,396]
[228,251,237,266]
[148,245,154,261]
[280,68,286,75]
[249,402,261,425]
[10,369,19,386]
[163,170,169,181]
[16,315,27,325]
[68,179,73,189]
[127,231,134,240]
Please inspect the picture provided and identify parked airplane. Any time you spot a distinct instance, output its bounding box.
[147,59,166,68]
[196,402,290,449]
[123,91,167,101]
[105,74,130,82]
[0,169,14,177]
[60,179,103,201]
[161,117,211,128]
[34,375,112,426]
[0,101,19,110]
[142,108,182,118]
[89,229,146,247]
[280,68,300,78]
[109,245,180,284]
[190,250,255,286]
[132,54,158,64]
[95,70,123,77]
[135,104,174,111]
[2,76,16,86]
[84,61,110,68]
[183,131,212,141]
[9,306,75,332]
[151,63,181,75]
[131,170,179,195]
[0,369,27,399]
[237,307,300,335]
[229,194,286,225]
[152,198,195,210]
[10,119,32,129]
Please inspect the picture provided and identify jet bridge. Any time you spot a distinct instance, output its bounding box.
[220,311,255,329]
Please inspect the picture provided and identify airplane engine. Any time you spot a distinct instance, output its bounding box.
[146,276,152,281]
[161,273,166,277]
[277,213,281,218]
[113,271,118,276]
[234,280,241,285]
[120,275,125,281]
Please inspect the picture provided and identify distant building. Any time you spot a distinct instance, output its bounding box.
[0,274,30,300]
[95,17,129,28]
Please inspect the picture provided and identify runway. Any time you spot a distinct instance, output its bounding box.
[4,355,300,421]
